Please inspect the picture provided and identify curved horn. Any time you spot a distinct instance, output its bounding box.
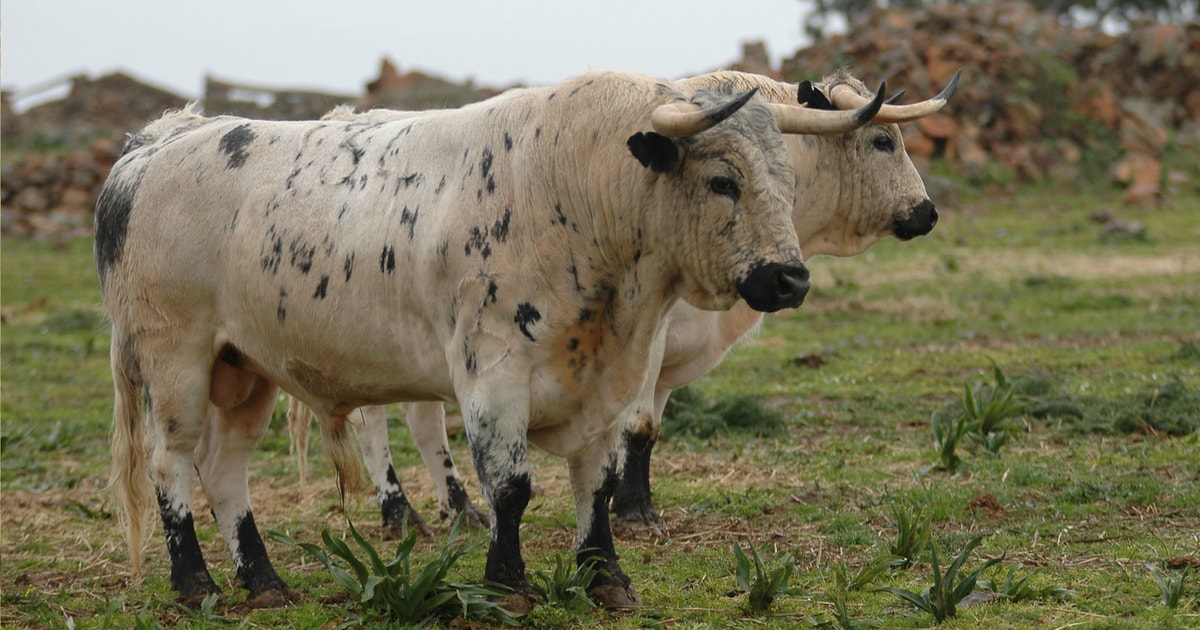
[768,81,886,135]
[650,87,759,138]
[832,69,962,123]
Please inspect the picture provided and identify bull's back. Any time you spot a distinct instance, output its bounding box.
[96,114,484,401]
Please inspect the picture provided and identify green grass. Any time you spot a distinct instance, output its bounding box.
[2,186,1199,628]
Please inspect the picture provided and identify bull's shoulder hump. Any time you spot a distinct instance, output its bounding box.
[674,72,797,105]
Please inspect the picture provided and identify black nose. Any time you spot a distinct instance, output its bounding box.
[894,199,938,240]
[737,262,810,312]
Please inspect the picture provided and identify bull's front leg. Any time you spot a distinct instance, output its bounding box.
[569,425,642,608]
[352,405,432,538]
[460,394,543,614]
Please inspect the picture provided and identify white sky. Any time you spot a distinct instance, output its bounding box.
[1,1,816,110]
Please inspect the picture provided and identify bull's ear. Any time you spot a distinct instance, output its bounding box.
[627,132,678,174]
[797,80,835,111]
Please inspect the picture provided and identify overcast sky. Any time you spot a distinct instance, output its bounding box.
[2,1,819,110]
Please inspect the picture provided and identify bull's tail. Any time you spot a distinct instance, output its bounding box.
[285,395,313,486]
[320,413,366,498]
[107,333,155,580]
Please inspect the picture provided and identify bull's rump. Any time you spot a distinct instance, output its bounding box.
[99,114,495,406]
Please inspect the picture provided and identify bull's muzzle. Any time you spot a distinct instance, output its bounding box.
[894,199,938,241]
[738,261,810,312]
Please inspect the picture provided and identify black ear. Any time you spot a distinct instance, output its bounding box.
[796,80,835,111]
[627,132,678,174]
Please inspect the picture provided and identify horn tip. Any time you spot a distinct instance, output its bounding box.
[937,69,962,103]
[853,81,886,124]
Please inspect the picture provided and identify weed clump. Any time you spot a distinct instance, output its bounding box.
[269,518,519,626]
[1112,376,1200,437]
[661,386,785,441]
[1026,373,1199,437]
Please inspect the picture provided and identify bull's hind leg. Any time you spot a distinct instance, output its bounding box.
[141,356,222,602]
[353,405,432,538]
[195,356,295,607]
[569,429,642,609]
[611,409,663,536]
[403,402,489,529]
[611,386,672,537]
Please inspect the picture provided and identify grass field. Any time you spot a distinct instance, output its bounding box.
[2,185,1198,628]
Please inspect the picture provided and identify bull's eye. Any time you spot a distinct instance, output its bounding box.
[872,135,896,154]
[708,176,740,199]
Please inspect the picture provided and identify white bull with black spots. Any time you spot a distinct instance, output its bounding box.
[97,70,886,610]
[289,68,960,540]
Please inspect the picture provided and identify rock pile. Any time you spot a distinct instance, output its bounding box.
[1,138,120,240]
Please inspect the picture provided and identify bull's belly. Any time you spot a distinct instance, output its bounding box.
[220,319,456,410]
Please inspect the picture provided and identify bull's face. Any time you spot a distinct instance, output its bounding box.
[791,122,936,258]
[787,71,960,258]
[628,91,808,313]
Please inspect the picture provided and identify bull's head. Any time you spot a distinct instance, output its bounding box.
[789,70,962,258]
[625,84,886,313]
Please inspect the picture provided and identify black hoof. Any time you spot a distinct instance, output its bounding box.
[385,508,433,539]
[244,587,299,609]
[588,582,642,609]
[443,503,491,531]
[612,507,664,540]
[497,585,544,615]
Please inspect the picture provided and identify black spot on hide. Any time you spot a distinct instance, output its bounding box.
[276,288,288,321]
[313,275,329,299]
[290,239,316,274]
[343,252,355,282]
[445,477,472,515]
[400,206,419,240]
[94,175,140,281]
[219,123,256,169]
[463,341,477,376]
[379,245,396,273]
[480,148,493,180]
[260,227,283,275]
[490,208,511,242]
[514,303,541,342]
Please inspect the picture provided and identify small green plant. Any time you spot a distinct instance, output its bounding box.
[823,554,897,629]
[828,587,880,630]
[733,541,807,615]
[929,409,973,473]
[963,363,1024,456]
[928,364,1026,472]
[834,553,903,592]
[1147,563,1190,609]
[887,503,931,569]
[528,550,602,611]
[979,567,1074,603]
[269,518,519,626]
[877,536,1004,623]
